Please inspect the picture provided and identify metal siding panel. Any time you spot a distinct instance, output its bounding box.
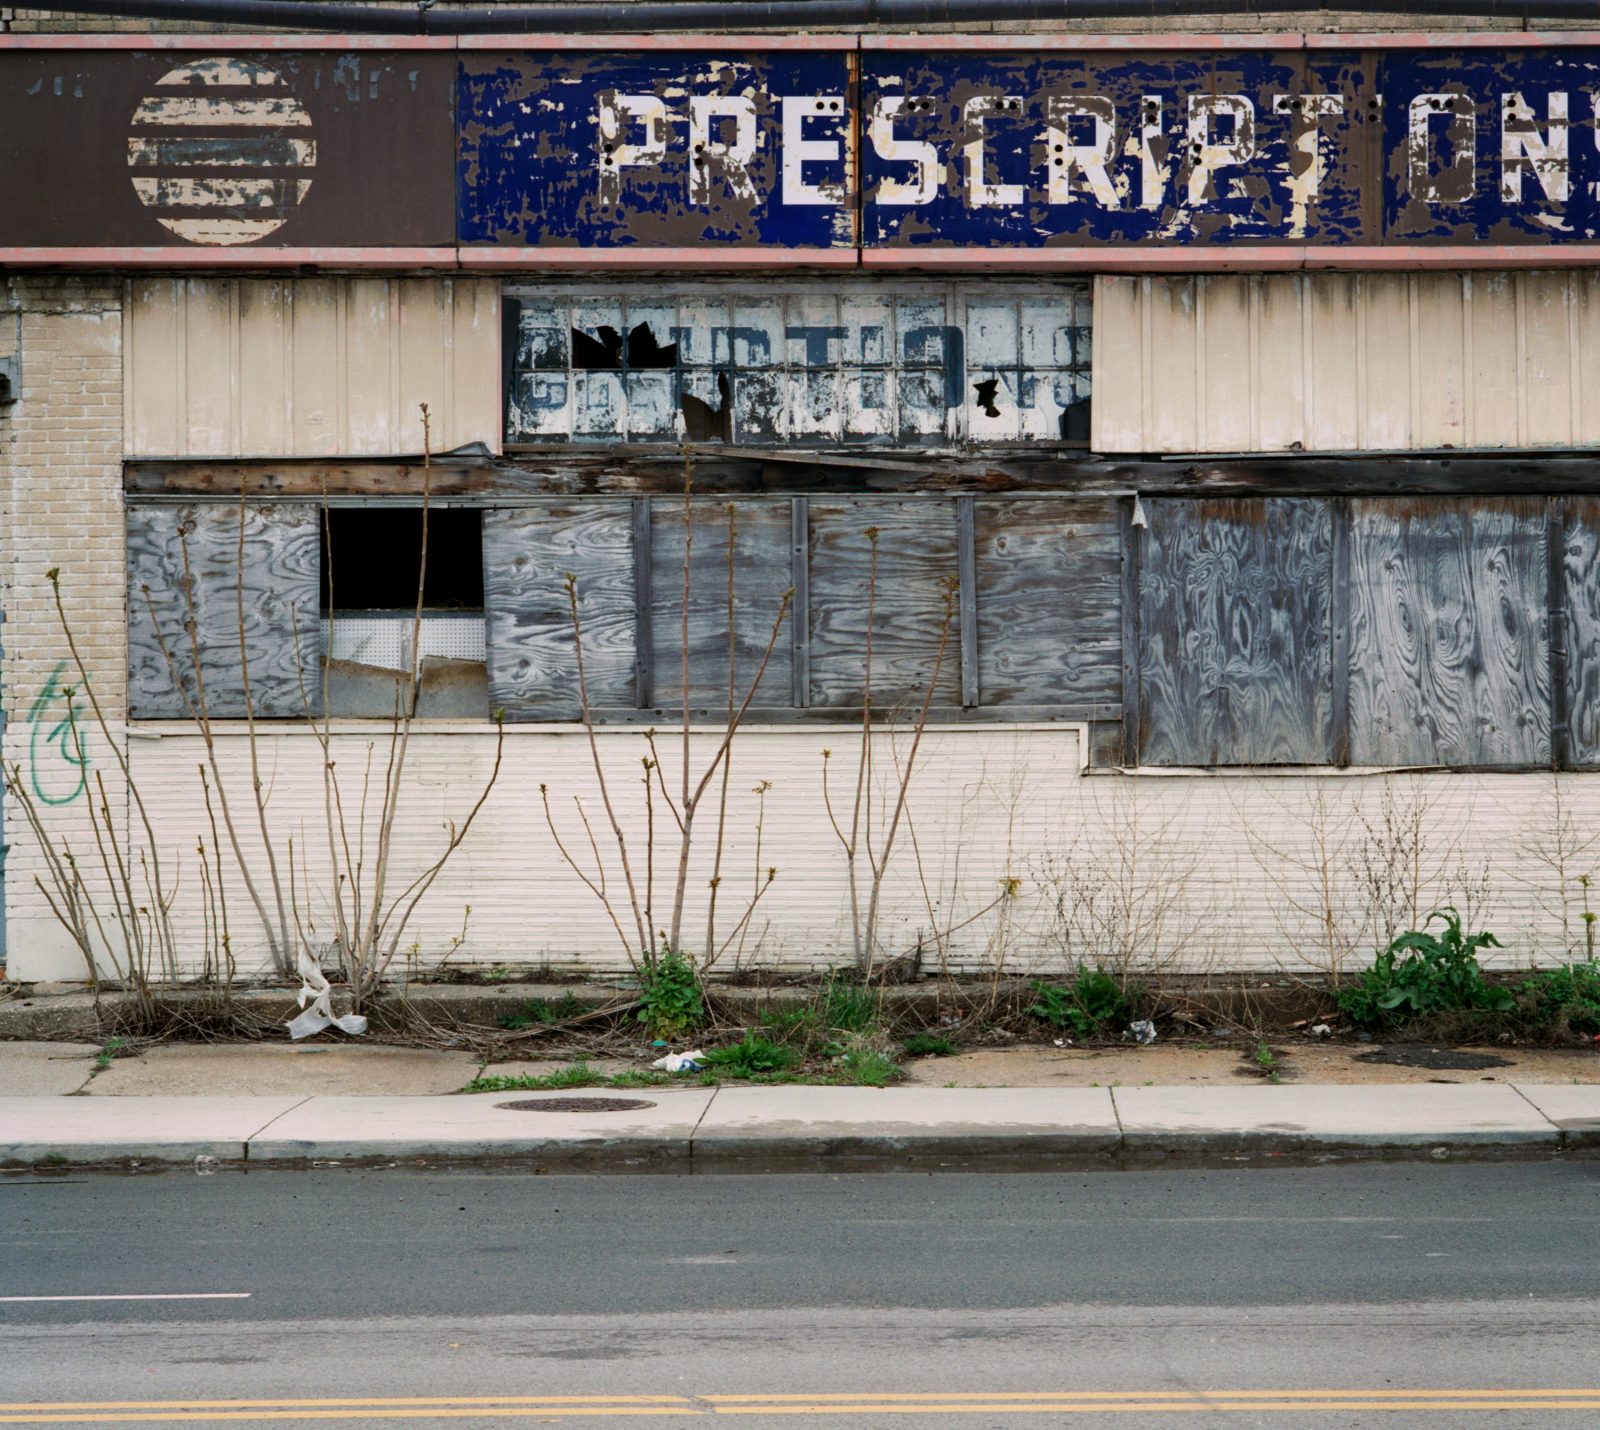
[126,276,182,458]
[290,279,341,457]
[1360,273,1413,451]
[453,278,503,456]
[1413,273,1467,451]
[1256,274,1307,453]
[1349,497,1550,767]
[1307,273,1359,452]
[1146,278,1198,454]
[1578,272,1600,448]
[398,279,451,455]
[1137,497,1334,767]
[344,277,397,456]
[128,502,322,720]
[181,278,236,459]
[237,277,290,456]
[1523,270,1575,448]
[1198,277,1252,454]
[482,503,636,720]
[1469,271,1521,450]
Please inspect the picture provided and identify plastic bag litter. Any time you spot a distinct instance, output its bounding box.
[1311,1023,1333,1038]
[650,1050,706,1073]
[287,979,368,1040]
[1127,1019,1157,1046]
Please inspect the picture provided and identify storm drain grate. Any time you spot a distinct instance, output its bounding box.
[496,1097,657,1113]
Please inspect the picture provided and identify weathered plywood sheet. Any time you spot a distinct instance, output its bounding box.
[1349,497,1550,767]
[650,498,794,712]
[128,502,321,720]
[1138,498,1334,767]
[1092,272,1600,456]
[483,504,636,720]
[807,499,962,710]
[125,277,499,458]
[1562,498,1600,767]
[973,498,1121,711]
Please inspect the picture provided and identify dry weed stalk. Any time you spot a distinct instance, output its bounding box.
[543,452,789,976]
[821,528,959,979]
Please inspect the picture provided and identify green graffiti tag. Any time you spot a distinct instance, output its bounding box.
[28,661,89,806]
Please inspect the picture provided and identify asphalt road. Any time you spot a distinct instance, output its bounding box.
[2,1161,1598,1426]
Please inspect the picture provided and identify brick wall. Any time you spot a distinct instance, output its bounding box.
[0,275,126,982]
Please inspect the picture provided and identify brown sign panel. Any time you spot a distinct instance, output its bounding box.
[0,50,456,249]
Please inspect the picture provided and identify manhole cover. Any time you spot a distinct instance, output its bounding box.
[496,1097,656,1113]
[1354,1045,1512,1071]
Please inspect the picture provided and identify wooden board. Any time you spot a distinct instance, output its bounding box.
[973,497,1121,712]
[127,502,321,720]
[1138,498,1334,766]
[649,497,794,713]
[806,498,962,711]
[1562,497,1600,766]
[1349,496,1550,767]
[483,503,636,720]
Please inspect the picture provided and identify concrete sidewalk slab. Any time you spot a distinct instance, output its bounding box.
[246,1089,717,1169]
[86,1044,482,1097]
[1111,1083,1559,1153]
[0,1095,307,1166]
[1513,1084,1600,1147]
[0,1042,98,1096]
[691,1086,1120,1169]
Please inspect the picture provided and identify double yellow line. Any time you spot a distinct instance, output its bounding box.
[2,1390,1599,1421]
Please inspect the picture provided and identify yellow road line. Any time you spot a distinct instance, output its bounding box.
[0,1405,690,1414]
[710,1390,1600,1402]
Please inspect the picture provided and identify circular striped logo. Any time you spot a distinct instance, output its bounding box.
[127,58,316,246]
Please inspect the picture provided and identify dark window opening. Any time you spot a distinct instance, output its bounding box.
[572,321,679,372]
[320,508,484,613]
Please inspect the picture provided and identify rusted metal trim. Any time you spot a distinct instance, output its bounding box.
[0,247,462,268]
[863,30,1600,51]
[0,32,453,48]
[956,494,979,710]
[791,496,811,709]
[1549,496,1570,772]
[1330,496,1351,768]
[632,496,654,710]
[459,249,862,269]
[864,247,1600,272]
[1120,495,1141,769]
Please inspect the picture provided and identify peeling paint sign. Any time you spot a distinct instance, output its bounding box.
[457,52,857,249]
[8,42,1600,254]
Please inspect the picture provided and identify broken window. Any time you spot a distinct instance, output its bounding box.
[321,507,488,718]
[504,280,1092,448]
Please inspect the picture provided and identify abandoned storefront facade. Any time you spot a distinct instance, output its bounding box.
[4,26,1600,986]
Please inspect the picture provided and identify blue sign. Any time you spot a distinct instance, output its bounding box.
[454,46,1600,251]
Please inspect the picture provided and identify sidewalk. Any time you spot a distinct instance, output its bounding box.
[4,1082,1598,1172]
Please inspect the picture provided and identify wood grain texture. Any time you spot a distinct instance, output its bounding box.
[974,497,1122,713]
[806,498,962,711]
[1138,498,1334,766]
[483,503,636,720]
[1561,497,1600,766]
[128,502,321,720]
[1349,497,1550,767]
[649,497,794,712]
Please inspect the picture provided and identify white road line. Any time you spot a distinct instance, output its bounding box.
[0,1293,251,1303]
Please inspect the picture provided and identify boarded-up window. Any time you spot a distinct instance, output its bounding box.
[974,498,1121,711]
[1137,498,1335,766]
[504,281,1091,448]
[1564,498,1600,767]
[1349,497,1550,767]
[128,502,321,720]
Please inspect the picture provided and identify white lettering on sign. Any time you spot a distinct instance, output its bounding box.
[1271,93,1345,238]
[870,96,938,205]
[688,95,759,203]
[1045,95,1120,209]
[782,95,847,206]
[1137,95,1166,210]
[1186,95,1256,206]
[1408,92,1475,203]
[1501,90,1569,204]
[596,92,669,207]
[963,95,1026,207]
